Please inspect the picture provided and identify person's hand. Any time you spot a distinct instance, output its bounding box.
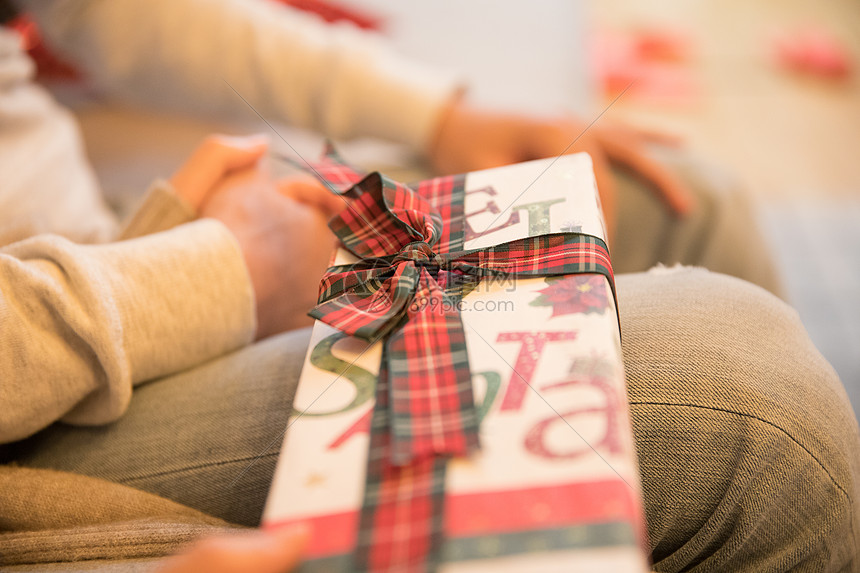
[171,134,346,339]
[170,134,270,211]
[157,525,308,573]
[201,167,344,339]
[428,97,694,240]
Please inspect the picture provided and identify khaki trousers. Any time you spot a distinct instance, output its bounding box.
[6,267,859,572]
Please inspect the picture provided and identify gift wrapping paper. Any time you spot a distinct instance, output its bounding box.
[263,153,649,572]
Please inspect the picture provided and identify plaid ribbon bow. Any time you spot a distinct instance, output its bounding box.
[284,145,615,571]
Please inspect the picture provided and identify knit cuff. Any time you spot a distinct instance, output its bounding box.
[119,179,196,240]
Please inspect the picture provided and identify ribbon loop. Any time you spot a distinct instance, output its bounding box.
[328,172,443,260]
[310,261,420,341]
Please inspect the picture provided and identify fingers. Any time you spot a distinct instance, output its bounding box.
[158,524,309,573]
[628,125,684,147]
[207,134,270,172]
[277,177,347,219]
[623,150,693,215]
[171,134,269,211]
[598,121,684,148]
[596,128,694,216]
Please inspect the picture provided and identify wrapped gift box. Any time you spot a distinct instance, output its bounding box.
[263,148,649,572]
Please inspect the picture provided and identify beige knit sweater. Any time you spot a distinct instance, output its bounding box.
[1,184,256,444]
[1,185,256,568]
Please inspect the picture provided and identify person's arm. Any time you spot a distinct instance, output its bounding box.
[19,0,459,152]
[0,220,256,444]
[0,134,338,444]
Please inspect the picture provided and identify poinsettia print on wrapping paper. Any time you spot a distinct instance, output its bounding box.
[529,275,609,318]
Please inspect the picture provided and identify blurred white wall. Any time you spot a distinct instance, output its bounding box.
[340,0,595,115]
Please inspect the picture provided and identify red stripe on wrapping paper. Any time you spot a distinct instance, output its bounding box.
[263,480,639,559]
[263,511,359,558]
[444,480,639,537]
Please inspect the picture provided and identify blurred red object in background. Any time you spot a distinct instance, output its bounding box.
[592,27,697,106]
[633,27,691,63]
[773,26,852,80]
[277,0,382,30]
[6,13,81,81]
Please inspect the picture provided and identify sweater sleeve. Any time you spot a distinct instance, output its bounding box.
[20,0,461,152]
[0,27,117,247]
[0,219,256,443]
[118,179,196,240]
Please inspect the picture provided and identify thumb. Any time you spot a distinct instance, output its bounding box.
[211,134,270,172]
[171,134,269,210]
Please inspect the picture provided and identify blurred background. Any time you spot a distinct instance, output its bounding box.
[587,0,860,413]
[16,0,860,412]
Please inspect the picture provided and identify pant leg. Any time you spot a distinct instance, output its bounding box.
[8,271,859,569]
[613,147,785,298]
[617,267,860,571]
[1,327,313,527]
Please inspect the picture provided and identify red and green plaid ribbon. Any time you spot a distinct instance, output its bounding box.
[282,145,615,572]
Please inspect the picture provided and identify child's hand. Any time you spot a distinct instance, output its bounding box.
[201,168,340,339]
[170,134,270,211]
[157,525,308,573]
[172,134,348,339]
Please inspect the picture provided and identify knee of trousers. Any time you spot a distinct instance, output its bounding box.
[616,267,860,569]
